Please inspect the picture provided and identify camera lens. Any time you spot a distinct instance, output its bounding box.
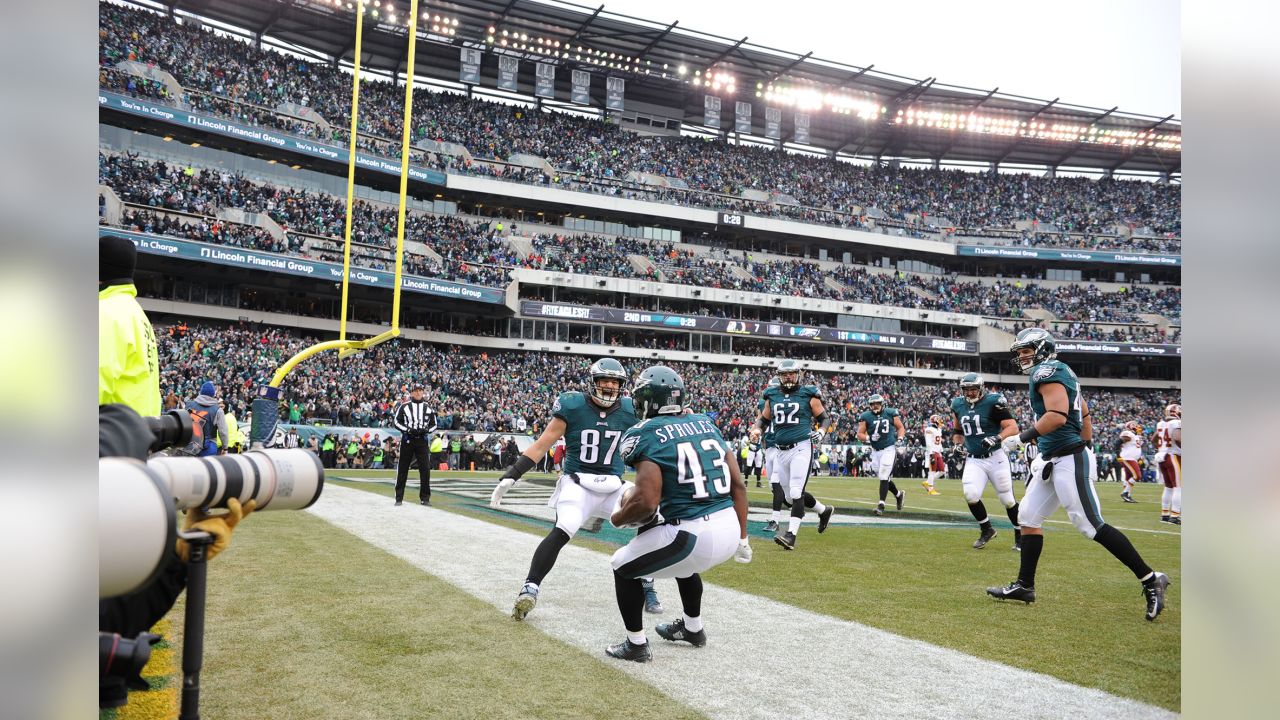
[145,409,193,452]
[146,449,324,512]
[100,632,156,679]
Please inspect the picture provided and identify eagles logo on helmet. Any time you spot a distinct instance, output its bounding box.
[1010,328,1057,374]
[631,365,686,419]
[959,372,985,404]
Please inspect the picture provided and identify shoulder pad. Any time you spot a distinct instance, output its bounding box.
[991,393,1008,406]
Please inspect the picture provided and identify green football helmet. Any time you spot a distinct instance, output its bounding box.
[959,373,985,404]
[1010,328,1056,374]
[631,365,686,419]
[777,359,802,391]
[867,394,885,411]
[588,358,628,407]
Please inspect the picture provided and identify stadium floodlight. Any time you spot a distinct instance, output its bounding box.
[678,65,687,75]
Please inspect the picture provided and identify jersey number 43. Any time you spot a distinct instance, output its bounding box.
[676,439,731,498]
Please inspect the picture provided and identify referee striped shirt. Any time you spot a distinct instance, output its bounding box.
[393,400,437,435]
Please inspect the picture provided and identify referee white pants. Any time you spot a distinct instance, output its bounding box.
[870,446,897,481]
[961,450,1016,508]
[1019,447,1104,539]
[610,508,740,579]
[774,440,813,503]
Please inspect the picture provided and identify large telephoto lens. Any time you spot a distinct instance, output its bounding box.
[145,449,324,512]
[100,458,177,598]
[145,409,192,452]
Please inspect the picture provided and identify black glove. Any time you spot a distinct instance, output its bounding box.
[981,436,1000,450]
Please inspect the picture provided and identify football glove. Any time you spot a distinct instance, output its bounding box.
[177,498,255,563]
[614,508,664,530]
[734,538,753,564]
[489,477,515,508]
[1001,435,1023,453]
[981,436,1001,450]
[808,429,824,445]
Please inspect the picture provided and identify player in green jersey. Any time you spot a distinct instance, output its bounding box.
[856,395,908,516]
[750,360,835,550]
[605,366,751,662]
[988,329,1169,621]
[950,373,1022,550]
[489,358,664,620]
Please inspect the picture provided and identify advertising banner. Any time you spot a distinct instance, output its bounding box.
[99,91,447,186]
[104,228,507,304]
[956,244,1180,266]
[520,301,977,352]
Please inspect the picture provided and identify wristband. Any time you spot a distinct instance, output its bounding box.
[502,454,537,481]
[1018,427,1042,443]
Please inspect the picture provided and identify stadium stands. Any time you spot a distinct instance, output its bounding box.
[98,2,1181,250]
[158,322,1176,451]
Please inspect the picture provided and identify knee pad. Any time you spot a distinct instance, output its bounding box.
[963,487,982,505]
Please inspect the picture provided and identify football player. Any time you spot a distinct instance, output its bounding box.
[921,415,945,496]
[951,373,1022,550]
[758,377,786,533]
[1116,421,1144,503]
[489,358,665,619]
[605,366,751,662]
[856,394,908,516]
[1155,404,1182,524]
[750,360,836,550]
[989,329,1169,621]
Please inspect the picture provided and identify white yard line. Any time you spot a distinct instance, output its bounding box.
[310,485,1173,720]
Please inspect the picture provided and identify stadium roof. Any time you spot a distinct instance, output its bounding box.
[154,0,1181,174]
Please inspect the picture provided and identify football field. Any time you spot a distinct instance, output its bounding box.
[160,472,1179,718]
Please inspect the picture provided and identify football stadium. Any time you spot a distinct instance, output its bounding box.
[96,0,1181,717]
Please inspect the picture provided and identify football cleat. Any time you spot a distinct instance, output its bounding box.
[873,505,884,517]
[583,516,605,533]
[817,506,834,533]
[927,488,941,496]
[896,490,906,511]
[1143,572,1170,621]
[1120,493,1138,504]
[774,531,796,550]
[764,520,779,533]
[973,526,998,550]
[420,499,430,506]
[987,580,1036,604]
[1160,515,1172,523]
[512,583,539,621]
[605,638,652,663]
[641,579,663,614]
[1169,517,1181,526]
[655,618,707,647]
[394,500,403,506]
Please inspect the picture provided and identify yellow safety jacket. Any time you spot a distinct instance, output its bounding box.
[98,284,161,416]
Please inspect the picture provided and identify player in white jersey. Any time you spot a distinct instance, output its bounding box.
[1155,404,1182,524]
[921,416,945,495]
[1115,421,1144,503]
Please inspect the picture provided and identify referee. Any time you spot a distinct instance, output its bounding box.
[393,383,437,506]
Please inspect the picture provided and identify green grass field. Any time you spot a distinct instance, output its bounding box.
[157,471,1178,718]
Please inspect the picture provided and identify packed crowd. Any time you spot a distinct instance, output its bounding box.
[102,149,1182,333]
[99,2,1182,246]
[157,322,1176,452]
[99,152,510,287]
[999,320,1181,345]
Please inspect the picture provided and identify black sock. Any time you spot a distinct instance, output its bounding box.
[526,527,571,586]
[675,574,703,618]
[771,484,785,511]
[802,492,816,508]
[886,481,900,496]
[613,570,646,633]
[968,500,989,524]
[878,480,889,502]
[790,497,805,519]
[1018,533,1043,587]
[1006,505,1022,542]
[1093,525,1153,580]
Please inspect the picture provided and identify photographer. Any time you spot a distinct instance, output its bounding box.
[99,404,256,709]
[185,381,229,456]
[393,383,437,506]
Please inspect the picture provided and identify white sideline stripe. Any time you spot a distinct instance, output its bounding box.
[310,485,1173,720]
